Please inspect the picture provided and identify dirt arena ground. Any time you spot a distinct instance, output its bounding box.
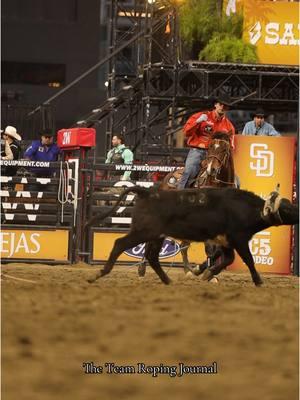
[2,263,299,400]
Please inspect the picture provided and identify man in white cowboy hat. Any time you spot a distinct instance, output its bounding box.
[242,108,280,136]
[1,125,22,176]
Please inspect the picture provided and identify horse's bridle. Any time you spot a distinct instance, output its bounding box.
[207,139,230,168]
[203,139,235,186]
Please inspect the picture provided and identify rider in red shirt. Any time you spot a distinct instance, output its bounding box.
[177,95,235,189]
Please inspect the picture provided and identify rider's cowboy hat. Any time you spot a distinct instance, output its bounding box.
[214,94,232,107]
[0,126,22,141]
[252,108,267,118]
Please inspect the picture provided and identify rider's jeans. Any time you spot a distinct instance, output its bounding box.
[177,148,208,189]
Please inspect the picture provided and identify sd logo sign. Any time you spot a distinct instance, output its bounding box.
[249,143,274,177]
[124,238,180,259]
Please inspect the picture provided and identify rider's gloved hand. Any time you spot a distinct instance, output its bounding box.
[204,121,214,133]
[196,114,208,124]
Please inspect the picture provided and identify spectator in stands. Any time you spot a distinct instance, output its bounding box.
[0,125,22,176]
[24,128,60,177]
[178,95,235,189]
[105,134,133,181]
[242,108,280,136]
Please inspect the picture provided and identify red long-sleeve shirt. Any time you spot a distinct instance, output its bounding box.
[183,110,235,149]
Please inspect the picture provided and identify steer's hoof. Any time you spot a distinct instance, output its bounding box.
[162,275,172,285]
[255,280,263,287]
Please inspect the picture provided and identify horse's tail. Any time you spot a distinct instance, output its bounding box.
[86,186,150,227]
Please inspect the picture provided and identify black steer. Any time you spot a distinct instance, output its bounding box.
[88,186,298,286]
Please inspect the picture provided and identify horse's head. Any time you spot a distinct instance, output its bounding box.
[205,132,231,177]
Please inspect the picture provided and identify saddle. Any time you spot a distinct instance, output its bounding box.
[166,168,184,189]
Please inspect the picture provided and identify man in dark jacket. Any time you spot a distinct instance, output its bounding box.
[24,128,60,177]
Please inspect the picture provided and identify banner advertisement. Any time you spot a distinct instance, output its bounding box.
[242,0,299,65]
[92,136,296,274]
[0,229,70,262]
[230,135,295,273]
[92,231,207,264]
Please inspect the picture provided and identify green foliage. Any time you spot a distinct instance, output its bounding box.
[219,13,244,38]
[179,0,219,47]
[199,34,257,63]
[178,0,258,63]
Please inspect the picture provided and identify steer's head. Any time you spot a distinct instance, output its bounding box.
[262,185,299,226]
[277,198,299,226]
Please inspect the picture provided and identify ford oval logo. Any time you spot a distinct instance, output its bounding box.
[124,238,180,259]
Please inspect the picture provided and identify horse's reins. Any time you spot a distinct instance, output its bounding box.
[213,176,236,186]
[204,140,235,186]
[207,139,231,168]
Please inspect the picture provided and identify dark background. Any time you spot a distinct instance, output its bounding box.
[2,0,107,130]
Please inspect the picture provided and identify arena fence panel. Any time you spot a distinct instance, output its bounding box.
[82,162,173,264]
[1,136,298,275]
[1,160,79,263]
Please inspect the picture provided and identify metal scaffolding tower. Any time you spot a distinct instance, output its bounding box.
[79,0,298,161]
[5,1,297,159]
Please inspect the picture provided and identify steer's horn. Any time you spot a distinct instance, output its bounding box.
[262,184,282,220]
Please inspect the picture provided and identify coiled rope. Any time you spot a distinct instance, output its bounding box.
[58,161,73,223]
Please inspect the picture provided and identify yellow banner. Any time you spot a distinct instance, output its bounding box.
[230,135,295,273]
[93,232,207,264]
[0,229,70,261]
[230,225,292,274]
[92,227,291,275]
[93,136,296,274]
[234,135,295,200]
[242,0,299,65]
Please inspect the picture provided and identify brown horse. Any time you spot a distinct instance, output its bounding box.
[161,132,235,191]
[138,132,236,277]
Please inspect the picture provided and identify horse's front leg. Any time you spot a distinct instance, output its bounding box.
[180,240,194,274]
[201,247,235,282]
[137,257,147,277]
[192,242,223,276]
